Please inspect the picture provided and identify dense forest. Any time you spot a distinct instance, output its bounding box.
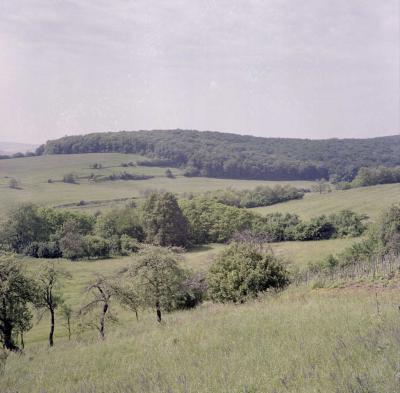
[34,130,400,181]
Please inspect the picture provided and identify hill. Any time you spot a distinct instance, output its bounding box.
[37,130,400,181]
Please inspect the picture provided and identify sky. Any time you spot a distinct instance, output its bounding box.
[0,0,399,144]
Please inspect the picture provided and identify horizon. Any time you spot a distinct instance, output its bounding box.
[1,1,399,144]
[2,127,400,147]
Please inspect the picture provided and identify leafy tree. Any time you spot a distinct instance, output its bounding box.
[34,264,71,347]
[165,169,175,178]
[208,242,289,303]
[95,207,144,241]
[141,193,189,247]
[83,235,110,259]
[62,173,76,184]
[8,178,19,189]
[0,256,36,350]
[128,248,188,322]
[79,275,117,339]
[58,219,86,260]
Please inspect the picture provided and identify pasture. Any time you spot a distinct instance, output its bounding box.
[0,154,314,216]
[251,183,400,220]
[2,283,399,393]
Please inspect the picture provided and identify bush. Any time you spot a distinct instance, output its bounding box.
[120,234,140,255]
[83,235,110,259]
[62,173,76,184]
[208,242,289,303]
[23,241,61,258]
[59,232,86,260]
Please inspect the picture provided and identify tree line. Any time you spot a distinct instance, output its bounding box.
[29,130,400,181]
[0,193,367,260]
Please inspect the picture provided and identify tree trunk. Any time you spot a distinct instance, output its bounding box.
[100,303,108,339]
[3,323,17,351]
[49,308,55,347]
[156,301,162,323]
[20,332,24,350]
[67,318,71,341]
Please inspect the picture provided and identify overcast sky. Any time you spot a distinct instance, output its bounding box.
[0,0,399,144]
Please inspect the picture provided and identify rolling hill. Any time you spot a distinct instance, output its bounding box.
[36,130,400,181]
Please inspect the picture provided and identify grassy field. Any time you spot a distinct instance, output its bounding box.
[15,238,356,345]
[251,183,400,220]
[0,154,314,216]
[2,284,399,393]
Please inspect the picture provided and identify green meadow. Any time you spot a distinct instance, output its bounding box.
[0,154,313,215]
[251,183,400,220]
[1,154,400,393]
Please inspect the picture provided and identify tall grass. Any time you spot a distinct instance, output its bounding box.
[1,288,399,393]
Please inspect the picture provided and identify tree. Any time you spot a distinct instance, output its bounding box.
[165,169,175,178]
[311,179,330,194]
[207,242,289,303]
[8,178,19,189]
[62,173,76,184]
[79,275,117,339]
[0,257,36,351]
[58,219,86,260]
[60,303,73,341]
[128,248,188,322]
[141,193,189,247]
[34,264,71,347]
[113,282,141,321]
[0,204,49,252]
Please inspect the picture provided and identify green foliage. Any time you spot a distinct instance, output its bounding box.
[207,242,289,303]
[119,234,140,255]
[141,192,189,247]
[95,207,143,241]
[352,166,400,187]
[83,236,110,259]
[62,173,76,184]
[128,248,190,320]
[0,256,36,350]
[180,198,254,243]
[203,184,305,208]
[34,263,71,346]
[0,204,51,252]
[38,130,400,181]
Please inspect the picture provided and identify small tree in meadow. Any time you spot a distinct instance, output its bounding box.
[79,275,117,339]
[60,303,73,340]
[207,242,289,303]
[34,263,71,347]
[0,257,36,351]
[8,178,19,189]
[128,247,188,322]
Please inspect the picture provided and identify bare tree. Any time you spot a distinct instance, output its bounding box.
[79,275,117,339]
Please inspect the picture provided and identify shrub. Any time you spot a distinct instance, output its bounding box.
[62,173,76,184]
[120,234,140,255]
[83,235,110,259]
[208,242,289,303]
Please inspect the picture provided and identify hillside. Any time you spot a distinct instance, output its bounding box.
[37,130,400,181]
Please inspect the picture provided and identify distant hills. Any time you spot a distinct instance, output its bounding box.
[0,141,38,155]
[35,130,400,181]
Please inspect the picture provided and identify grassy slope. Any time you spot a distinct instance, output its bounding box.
[20,239,355,345]
[251,184,400,220]
[0,154,314,215]
[2,286,398,393]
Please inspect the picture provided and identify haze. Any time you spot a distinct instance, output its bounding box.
[0,0,399,144]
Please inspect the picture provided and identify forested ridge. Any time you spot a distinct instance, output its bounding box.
[36,130,400,181]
